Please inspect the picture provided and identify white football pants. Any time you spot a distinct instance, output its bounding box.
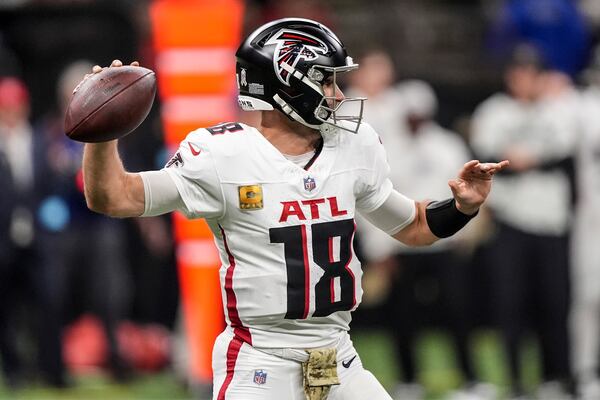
[212,329,392,400]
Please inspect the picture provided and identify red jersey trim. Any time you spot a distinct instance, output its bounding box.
[219,225,252,345]
[216,337,244,400]
[300,224,310,319]
[345,222,357,309]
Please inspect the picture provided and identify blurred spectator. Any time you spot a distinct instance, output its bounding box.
[0,150,17,388]
[470,44,577,398]
[345,49,403,136]
[391,82,481,400]
[349,54,484,399]
[487,0,591,77]
[33,60,132,382]
[0,76,36,388]
[570,48,600,400]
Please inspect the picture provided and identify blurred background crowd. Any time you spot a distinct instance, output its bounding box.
[1,0,600,399]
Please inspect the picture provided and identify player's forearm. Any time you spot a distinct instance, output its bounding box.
[392,201,438,247]
[83,141,144,217]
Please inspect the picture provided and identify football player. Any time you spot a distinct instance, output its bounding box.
[80,18,507,400]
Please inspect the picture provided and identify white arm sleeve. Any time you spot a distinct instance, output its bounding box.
[360,189,416,235]
[355,123,395,213]
[139,170,186,217]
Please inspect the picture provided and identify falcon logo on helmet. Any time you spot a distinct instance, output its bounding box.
[265,29,328,86]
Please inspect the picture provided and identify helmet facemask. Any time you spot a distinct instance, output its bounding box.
[273,57,366,134]
[310,62,365,134]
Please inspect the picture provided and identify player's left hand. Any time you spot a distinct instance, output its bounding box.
[449,159,509,215]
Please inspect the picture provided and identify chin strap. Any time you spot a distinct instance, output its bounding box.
[273,94,321,129]
[273,94,341,136]
[318,123,339,135]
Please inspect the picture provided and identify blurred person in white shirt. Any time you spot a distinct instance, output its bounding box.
[352,68,483,399]
[470,43,578,399]
[570,46,600,400]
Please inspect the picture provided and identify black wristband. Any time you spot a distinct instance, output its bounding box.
[425,198,478,238]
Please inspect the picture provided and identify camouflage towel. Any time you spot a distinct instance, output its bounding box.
[302,348,340,400]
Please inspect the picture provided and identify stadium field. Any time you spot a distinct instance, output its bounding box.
[353,328,540,399]
[0,329,540,400]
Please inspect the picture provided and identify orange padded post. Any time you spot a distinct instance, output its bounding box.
[150,0,244,385]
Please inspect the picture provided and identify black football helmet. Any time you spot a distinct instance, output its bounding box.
[235,18,365,133]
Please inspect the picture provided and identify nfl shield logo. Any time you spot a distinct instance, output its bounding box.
[303,176,316,192]
[253,369,267,385]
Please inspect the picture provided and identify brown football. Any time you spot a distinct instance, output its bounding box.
[64,66,156,143]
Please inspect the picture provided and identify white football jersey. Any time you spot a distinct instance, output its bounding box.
[164,122,409,349]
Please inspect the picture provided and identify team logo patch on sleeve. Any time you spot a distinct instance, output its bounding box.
[253,369,267,385]
[165,151,184,168]
[239,185,263,210]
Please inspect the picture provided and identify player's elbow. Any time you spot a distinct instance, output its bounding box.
[84,189,127,218]
[84,174,143,218]
[86,199,133,218]
[392,206,439,247]
[399,230,438,247]
[392,218,439,247]
[85,192,115,216]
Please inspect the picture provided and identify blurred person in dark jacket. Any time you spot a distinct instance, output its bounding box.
[0,150,21,389]
[33,60,133,382]
[0,76,40,388]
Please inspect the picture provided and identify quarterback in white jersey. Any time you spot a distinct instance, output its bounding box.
[80,18,507,400]
[161,121,399,350]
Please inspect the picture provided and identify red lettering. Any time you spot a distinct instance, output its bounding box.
[301,198,326,220]
[279,201,307,222]
[280,197,348,223]
[327,197,348,217]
